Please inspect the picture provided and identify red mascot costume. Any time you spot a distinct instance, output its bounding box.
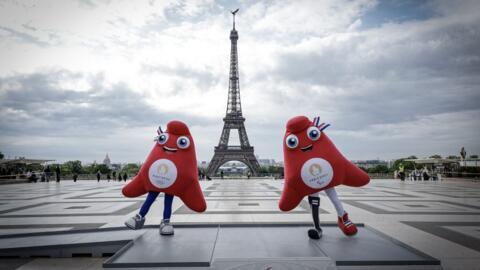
[279,116,369,239]
[122,120,206,235]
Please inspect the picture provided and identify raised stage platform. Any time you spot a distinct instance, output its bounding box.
[0,223,440,269]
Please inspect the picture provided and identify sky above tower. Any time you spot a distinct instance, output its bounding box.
[0,0,479,163]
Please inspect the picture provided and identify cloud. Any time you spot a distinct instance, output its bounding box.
[0,70,211,133]
[0,0,479,163]
[329,109,480,159]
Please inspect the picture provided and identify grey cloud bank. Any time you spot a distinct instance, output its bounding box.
[0,0,479,163]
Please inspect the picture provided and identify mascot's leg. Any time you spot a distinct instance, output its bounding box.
[125,191,159,230]
[160,193,174,236]
[308,193,322,239]
[325,188,357,236]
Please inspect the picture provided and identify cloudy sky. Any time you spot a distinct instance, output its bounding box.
[0,0,479,164]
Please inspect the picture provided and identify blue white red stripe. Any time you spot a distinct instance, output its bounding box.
[320,124,330,131]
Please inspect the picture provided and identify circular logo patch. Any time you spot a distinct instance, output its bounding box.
[301,158,334,189]
[148,159,177,189]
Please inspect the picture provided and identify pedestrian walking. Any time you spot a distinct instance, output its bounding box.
[422,167,430,181]
[398,164,405,181]
[96,171,101,182]
[44,166,51,182]
[55,165,61,182]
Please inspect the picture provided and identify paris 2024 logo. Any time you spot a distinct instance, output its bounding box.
[148,159,177,189]
[300,158,333,189]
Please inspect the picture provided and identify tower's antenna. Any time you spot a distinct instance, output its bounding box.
[231,8,239,29]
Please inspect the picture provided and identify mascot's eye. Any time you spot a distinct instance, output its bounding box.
[157,133,169,145]
[307,126,321,141]
[285,134,299,149]
[177,136,190,149]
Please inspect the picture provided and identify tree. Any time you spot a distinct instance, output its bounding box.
[429,154,442,159]
[121,163,141,175]
[95,164,111,174]
[368,165,389,174]
[258,165,284,176]
[62,160,83,174]
[470,155,479,159]
[447,155,459,160]
[392,158,416,172]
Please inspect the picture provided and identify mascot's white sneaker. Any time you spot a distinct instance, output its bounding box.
[160,219,174,235]
[125,214,145,230]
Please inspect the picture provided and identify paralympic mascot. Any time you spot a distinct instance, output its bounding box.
[123,120,206,235]
[279,116,369,239]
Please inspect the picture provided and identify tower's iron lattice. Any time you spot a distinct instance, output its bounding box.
[206,9,261,176]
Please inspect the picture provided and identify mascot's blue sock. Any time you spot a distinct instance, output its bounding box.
[139,191,159,217]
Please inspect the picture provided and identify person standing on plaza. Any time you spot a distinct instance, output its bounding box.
[107,172,111,182]
[27,170,37,183]
[112,171,117,180]
[123,172,127,182]
[398,163,405,181]
[44,166,51,182]
[220,170,224,179]
[118,173,122,181]
[422,166,430,181]
[55,165,61,182]
[96,171,101,182]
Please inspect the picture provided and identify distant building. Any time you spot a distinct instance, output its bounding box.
[219,161,248,174]
[258,159,276,167]
[257,158,283,167]
[111,163,121,171]
[353,160,391,169]
[0,157,54,176]
[459,158,480,167]
[103,154,111,167]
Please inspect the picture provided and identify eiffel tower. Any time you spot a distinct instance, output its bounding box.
[206,9,260,177]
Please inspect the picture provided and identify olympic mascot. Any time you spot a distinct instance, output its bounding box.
[123,120,206,235]
[279,116,369,239]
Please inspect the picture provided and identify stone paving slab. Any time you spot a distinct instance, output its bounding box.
[102,224,439,269]
[105,228,218,268]
[0,179,479,269]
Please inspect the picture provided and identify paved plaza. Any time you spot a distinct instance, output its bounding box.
[0,179,479,269]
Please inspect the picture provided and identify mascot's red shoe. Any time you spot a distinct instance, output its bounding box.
[122,120,206,213]
[279,116,370,212]
[338,212,358,236]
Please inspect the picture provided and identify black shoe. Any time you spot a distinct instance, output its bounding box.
[308,228,322,240]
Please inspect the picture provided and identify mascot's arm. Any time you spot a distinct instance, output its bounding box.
[122,175,148,197]
[343,161,370,187]
[179,179,207,213]
[279,179,305,212]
